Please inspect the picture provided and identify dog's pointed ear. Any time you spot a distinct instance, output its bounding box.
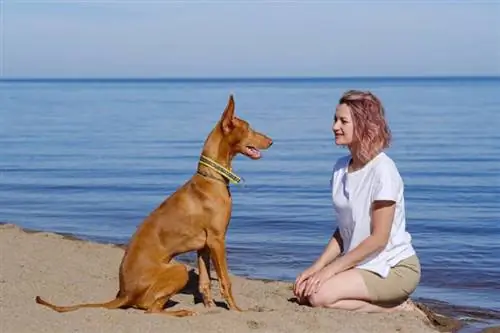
[220,94,235,134]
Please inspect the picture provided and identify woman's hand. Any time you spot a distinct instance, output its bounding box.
[303,265,337,297]
[293,265,321,298]
[293,229,343,301]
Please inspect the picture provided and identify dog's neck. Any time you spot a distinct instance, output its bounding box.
[201,128,233,168]
[197,126,237,185]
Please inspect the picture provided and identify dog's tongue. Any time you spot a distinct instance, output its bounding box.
[246,147,261,159]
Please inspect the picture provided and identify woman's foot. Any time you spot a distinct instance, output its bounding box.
[397,299,417,311]
[396,299,430,321]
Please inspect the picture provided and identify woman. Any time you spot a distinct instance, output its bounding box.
[293,90,421,313]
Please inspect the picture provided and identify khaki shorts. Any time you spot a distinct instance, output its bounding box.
[357,255,421,303]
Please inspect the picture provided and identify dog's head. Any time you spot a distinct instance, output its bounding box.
[219,95,273,160]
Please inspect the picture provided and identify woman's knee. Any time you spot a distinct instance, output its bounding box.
[306,283,343,307]
[307,291,336,308]
[307,269,371,307]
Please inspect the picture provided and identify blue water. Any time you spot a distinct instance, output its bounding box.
[1,78,499,319]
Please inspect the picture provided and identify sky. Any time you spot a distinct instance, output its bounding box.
[0,1,499,78]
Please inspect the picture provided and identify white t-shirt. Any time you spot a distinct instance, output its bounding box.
[330,152,416,278]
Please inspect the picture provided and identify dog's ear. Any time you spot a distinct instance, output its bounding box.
[220,94,235,134]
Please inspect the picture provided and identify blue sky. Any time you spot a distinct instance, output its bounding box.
[1,1,499,78]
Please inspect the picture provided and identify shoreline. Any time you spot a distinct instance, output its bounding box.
[1,222,497,333]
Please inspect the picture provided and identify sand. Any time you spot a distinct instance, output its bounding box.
[0,223,449,333]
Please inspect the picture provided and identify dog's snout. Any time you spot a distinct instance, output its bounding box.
[267,138,273,147]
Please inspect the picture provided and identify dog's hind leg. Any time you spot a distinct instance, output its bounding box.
[142,263,196,317]
[145,299,195,317]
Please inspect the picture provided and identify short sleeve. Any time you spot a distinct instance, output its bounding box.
[372,158,402,202]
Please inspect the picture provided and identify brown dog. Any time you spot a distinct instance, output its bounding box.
[35,95,273,317]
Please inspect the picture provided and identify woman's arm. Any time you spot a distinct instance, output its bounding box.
[303,200,395,296]
[327,200,395,275]
[311,227,344,270]
[293,227,343,297]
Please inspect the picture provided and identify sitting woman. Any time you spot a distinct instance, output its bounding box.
[293,90,421,313]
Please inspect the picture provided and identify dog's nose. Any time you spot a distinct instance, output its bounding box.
[268,139,273,147]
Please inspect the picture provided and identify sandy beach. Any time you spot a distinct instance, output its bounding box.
[0,223,456,333]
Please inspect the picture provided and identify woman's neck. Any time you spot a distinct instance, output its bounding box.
[348,147,383,172]
[348,147,365,172]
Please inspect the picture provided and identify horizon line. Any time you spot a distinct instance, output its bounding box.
[1,75,499,82]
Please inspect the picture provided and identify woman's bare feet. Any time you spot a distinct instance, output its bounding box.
[397,299,417,311]
[396,299,430,321]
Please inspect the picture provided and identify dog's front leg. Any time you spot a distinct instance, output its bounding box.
[197,247,215,307]
[208,237,242,311]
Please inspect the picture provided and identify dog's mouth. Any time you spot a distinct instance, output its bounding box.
[244,146,262,159]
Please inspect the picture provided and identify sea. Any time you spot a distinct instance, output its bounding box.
[1,77,499,331]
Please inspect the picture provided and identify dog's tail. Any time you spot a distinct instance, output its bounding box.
[35,295,129,313]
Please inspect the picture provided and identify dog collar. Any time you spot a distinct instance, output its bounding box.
[196,169,228,185]
[198,155,241,184]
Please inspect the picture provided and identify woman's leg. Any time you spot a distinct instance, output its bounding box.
[324,299,423,313]
[306,268,402,313]
[324,299,395,312]
[304,255,422,314]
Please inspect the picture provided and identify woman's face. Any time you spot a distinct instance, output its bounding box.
[332,103,355,146]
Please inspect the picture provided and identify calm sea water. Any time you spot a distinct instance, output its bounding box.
[1,78,499,324]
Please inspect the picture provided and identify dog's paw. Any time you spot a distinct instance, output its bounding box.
[229,304,243,312]
[203,299,216,308]
[177,309,197,317]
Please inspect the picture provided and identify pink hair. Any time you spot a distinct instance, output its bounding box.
[339,90,392,164]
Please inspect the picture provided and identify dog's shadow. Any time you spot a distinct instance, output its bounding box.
[169,269,228,310]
